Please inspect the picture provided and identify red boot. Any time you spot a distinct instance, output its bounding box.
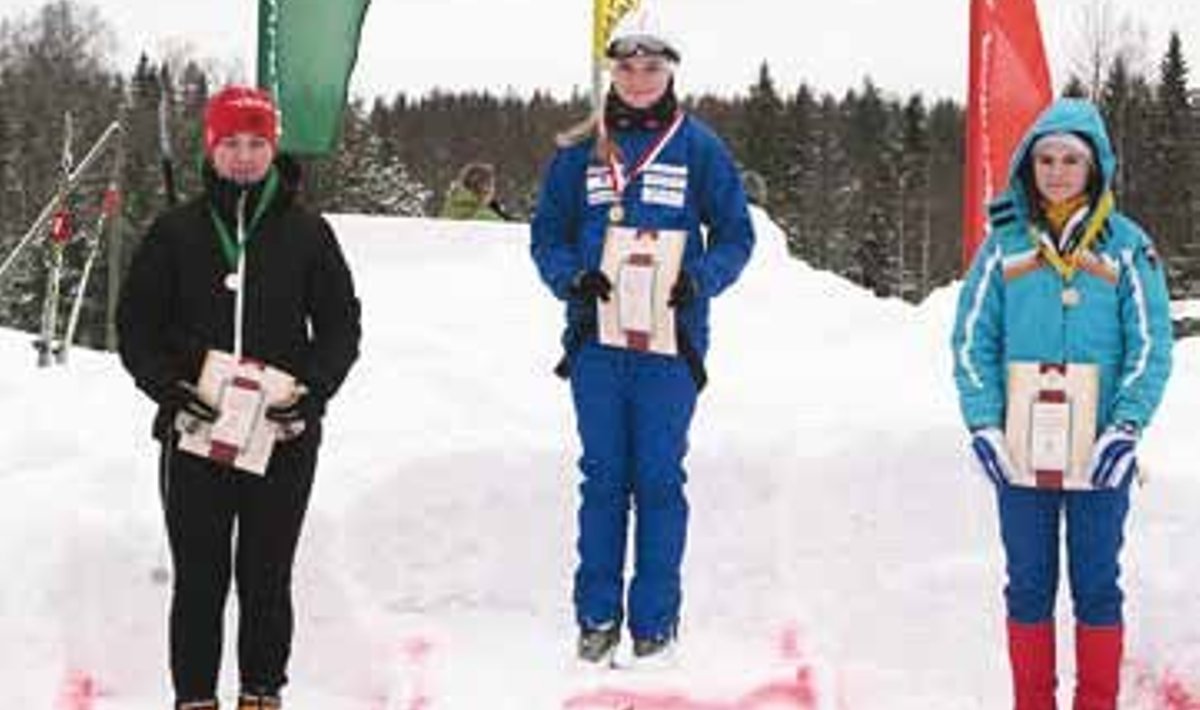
[1008,620,1058,710]
[1073,624,1122,710]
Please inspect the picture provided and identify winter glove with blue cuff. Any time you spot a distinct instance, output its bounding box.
[1087,423,1139,489]
[568,270,612,303]
[668,271,699,309]
[970,427,1018,487]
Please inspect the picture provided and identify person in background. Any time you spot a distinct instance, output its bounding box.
[439,161,510,221]
[740,168,768,208]
[951,98,1172,710]
[117,86,361,710]
[530,7,754,667]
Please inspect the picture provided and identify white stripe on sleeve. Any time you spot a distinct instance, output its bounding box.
[1121,248,1152,390]
[958,246,1003,389]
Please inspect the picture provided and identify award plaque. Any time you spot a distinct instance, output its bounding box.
[1004,362,1099,489]
[597,226,686,356]
[177,350,297,475]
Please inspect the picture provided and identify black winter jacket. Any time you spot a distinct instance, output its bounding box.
[117,158,361,439]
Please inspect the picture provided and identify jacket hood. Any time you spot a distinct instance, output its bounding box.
[1005,98,1116,208]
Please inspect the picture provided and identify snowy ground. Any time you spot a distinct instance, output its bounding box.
[1,211,1197,709]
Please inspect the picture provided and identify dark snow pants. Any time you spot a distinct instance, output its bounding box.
[996,482,1131,626]
[160,430,319,703]
[569,341,697,642]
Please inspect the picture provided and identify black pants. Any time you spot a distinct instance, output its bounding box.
[160,431,318,703]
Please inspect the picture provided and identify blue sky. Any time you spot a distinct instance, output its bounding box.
[4,0,1199,101]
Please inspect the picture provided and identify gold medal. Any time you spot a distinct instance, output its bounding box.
[1062,287,1081,307]
[608,204,625,224]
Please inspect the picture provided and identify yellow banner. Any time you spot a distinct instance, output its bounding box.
[593,0,641,59]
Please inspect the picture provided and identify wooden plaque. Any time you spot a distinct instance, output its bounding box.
[177,350,296,475]
[597,226,686,356]
[1004,362,1099,490]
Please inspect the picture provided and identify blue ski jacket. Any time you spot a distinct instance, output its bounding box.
[530,114,754,361]
[951,98,1173,433]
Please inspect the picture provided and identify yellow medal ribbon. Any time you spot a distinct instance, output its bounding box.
[1028,190,1114,280]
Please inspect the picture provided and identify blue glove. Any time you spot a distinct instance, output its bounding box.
[1088,424,1139,489]
[970,427,1018,487]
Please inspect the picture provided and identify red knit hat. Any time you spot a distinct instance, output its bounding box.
[203,86,279,155]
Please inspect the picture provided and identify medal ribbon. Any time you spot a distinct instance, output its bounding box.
[605,112,686,197]
[1028,190,1114,279]
[208,168,280,271]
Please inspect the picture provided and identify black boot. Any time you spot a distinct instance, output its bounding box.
[631,625,678,666]
[236,693,281,710]
[577,621,621,664]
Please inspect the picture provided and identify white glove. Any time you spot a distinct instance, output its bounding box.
[970,427,1018,486]
[1087,424,1139,489]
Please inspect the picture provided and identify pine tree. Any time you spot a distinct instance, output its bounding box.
[897,95,930,300]
[813,93,853,274]
[842,80,899,296]
[322,102,429,216]
[925,99,965,286]
[1099,53,1155,224]
[740,62,787,194]
[779,83,820,262]
[1151,32,1196,296]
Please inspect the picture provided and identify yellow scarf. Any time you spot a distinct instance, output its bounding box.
[1041,194,1089,237]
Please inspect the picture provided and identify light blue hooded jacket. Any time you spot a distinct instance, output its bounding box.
[951,98,1173,433]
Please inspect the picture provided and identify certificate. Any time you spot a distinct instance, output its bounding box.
[177,350,296,475]
[1005,362,1099,489]
[597,227,685,356]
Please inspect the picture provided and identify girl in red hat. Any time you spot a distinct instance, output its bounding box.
[117,85,361,710]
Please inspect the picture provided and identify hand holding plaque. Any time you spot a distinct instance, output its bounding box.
[176,350,297,475]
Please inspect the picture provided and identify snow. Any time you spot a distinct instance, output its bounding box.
[1,210,1197,709]
[1173,300,1200,320]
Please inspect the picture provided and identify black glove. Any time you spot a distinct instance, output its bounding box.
[162,380,219,423]
[568,270,612,302]
[668,272,699,309]
[265,384,325,427]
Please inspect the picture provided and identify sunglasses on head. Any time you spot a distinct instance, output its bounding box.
[606,36,679,62]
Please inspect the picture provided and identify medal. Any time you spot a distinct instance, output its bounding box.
[1061,287,1081,307]
[224,273,240,292]
[608,204,625,224]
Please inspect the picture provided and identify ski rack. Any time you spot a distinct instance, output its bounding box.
[0,114,123,366]
[60,169,124,364]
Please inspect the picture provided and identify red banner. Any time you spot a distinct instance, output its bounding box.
[963,0,1052,267]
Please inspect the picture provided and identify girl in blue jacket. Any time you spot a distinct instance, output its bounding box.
[952,98,1172,709]
[530,10,754,666]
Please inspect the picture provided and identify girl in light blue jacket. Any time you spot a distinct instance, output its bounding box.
[951,98,1172,709]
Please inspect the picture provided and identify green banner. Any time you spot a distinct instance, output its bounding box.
[258,0,372,155]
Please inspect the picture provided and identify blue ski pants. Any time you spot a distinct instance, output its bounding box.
[569,342,697,641]
[997,483,1131,626]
